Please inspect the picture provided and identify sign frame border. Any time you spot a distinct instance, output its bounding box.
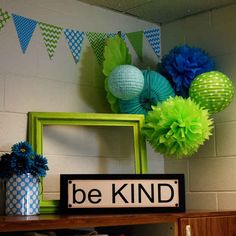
[60,174,185,214]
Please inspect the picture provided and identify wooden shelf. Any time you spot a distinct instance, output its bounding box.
[1,210,236,233]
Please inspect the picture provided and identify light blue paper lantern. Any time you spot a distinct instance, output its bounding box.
[108,65,144,100]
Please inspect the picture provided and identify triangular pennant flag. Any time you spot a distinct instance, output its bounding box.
[121,32,126,40]
[86,32,107,65]
[64,29,85,64]
[126,31,143,61]
[107,32,116,38]
[108,32,126,40]
[0,8,11,32]
[12,14,37,53]
[144,27,161,57]
[39,22,63,59]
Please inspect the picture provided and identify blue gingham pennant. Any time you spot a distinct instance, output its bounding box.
[12,14,37,53]
[144,27,161,57]
[64,29,85,64]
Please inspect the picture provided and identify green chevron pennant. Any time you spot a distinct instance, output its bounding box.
[39,22,63,59]
[126,31,143,61]
[86,32,107,65]
[0,8,11,32]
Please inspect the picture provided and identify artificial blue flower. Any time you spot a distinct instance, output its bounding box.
[0,141,49,178]
[161,45,215,97]
[0,153,13,178]
[11,141,34,158]
[31,154,49,177]
[10,153,32,175]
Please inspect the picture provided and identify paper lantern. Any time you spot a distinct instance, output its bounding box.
[108,65,144,100]
[189,71,234,114]
[119,70,175,115]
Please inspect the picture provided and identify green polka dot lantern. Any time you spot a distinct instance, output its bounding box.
[108,65,144,100]
[189,71,234,114]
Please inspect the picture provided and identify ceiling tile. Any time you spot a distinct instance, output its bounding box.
[127,0,236,23]
[77,0,236,24]
[77,0,152,12]
[127,0,191,23]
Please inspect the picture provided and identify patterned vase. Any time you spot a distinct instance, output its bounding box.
[5,173,40,215]
[0,179,5,215]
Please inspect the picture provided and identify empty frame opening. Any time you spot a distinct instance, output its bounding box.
[43,125,135,200]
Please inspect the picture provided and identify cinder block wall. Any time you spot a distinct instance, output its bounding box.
[162,4,236,210]
[0,0,164,206]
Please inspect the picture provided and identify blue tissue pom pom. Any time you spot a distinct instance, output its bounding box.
[161,45,215,97]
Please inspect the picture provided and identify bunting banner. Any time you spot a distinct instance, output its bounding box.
[126,31,143,61]
[12,14,37,53]
[0,6,161,64]
[64,29,85,64]
[0,8,10,32]
[39,22,63,59]
[144,27,161,57]
[86,32,108,65]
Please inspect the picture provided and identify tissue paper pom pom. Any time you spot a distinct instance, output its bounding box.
[162,45,215,97]
[142,96,213,159]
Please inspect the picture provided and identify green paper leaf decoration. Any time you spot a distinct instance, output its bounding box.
[0,8,11,32]
[86,32,107,65]
[142,96,213,159]
[126,31,143,61]
[39,22,63,59]
[103,34,131,76]
[103,35,132,113]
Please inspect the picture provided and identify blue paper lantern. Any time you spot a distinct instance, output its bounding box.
[108,65,144,100]
[119,70,175,115]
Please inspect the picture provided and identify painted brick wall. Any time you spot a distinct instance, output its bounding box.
[162,4,236,211]
[0,0,163,208]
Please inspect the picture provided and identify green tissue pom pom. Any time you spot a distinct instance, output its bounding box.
[142,96,213,159]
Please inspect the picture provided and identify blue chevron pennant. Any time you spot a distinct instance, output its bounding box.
[64,29,85,64]
[144,27,161,57]
[12,14,37,53]
[0,8,11,32]
[39,22,63,59]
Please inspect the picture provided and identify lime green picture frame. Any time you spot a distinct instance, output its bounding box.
[28,112,147,214]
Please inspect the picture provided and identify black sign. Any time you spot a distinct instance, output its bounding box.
[60,174,185,213]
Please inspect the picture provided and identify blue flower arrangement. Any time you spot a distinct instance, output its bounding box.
[161,45,215,97]
[0,141,49,178]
